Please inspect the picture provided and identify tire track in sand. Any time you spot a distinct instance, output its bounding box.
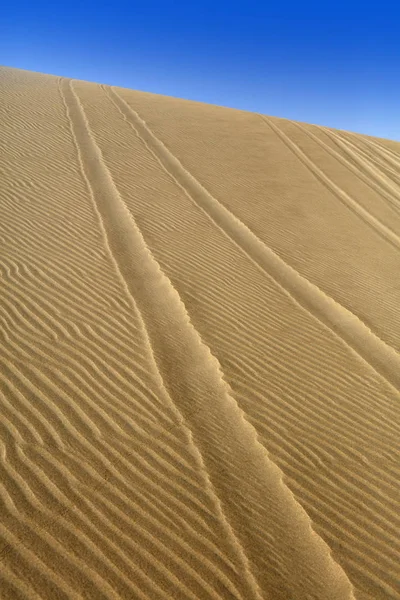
[60,77,264,600]
[3,68,278,600]
[339,130,400,174]
[63,77,356,600]
[291,120,400,219]
[262,117,400,254]
[317,126,400,210]
[106,86,400,395]
[365,138,400,171]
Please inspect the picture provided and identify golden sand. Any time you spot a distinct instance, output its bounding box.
[0,67,399,599]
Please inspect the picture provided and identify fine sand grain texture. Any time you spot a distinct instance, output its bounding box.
[0,67,399,600]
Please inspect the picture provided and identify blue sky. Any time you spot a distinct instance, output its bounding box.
[2,1,400,140]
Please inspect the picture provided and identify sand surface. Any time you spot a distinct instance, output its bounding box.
[0,66,399,599]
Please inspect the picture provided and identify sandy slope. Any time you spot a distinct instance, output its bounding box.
[0,67,399,600]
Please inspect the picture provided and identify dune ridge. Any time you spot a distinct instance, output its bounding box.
[61,76,263,600]
[107,85,400,391]
[1,67,269,600]
[263,117,400,253]
[86,79,400,598]
[62,76,354,599]
[289,122,400,219]
[115,85,400,354]
[1,66,400,599]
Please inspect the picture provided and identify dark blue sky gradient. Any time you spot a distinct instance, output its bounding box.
[2,1,400,140]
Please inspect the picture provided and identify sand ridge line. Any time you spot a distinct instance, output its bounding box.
[0,522,82,600]
[4,67,398,599]
[97,90,400,595]
[0,73,257,598]
[263,116,400,253]
[2,278,272,568]
[339,132,400,176]
[317,126,400,207]
[0,253,141,347]
[0,361,255,600]
[0,560,45,600]
[336,130,400,193]
[0,274,181,443]
[98,84,362,599]
[0,443,150,600]
[292,121,400,216]
[58,77,185,417]
[360,135,400,168]
[338,128,400,167]
[60,76,266,600]
[106,85,400,395]
[68,78,358,598]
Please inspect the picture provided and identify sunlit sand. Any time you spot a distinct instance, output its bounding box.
[1,66,399,600]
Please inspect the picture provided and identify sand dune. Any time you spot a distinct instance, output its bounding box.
[0,67,399,599]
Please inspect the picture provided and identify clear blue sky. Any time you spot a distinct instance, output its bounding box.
[2,1,400,140]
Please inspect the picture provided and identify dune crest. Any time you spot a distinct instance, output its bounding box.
[1,67,400,599]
